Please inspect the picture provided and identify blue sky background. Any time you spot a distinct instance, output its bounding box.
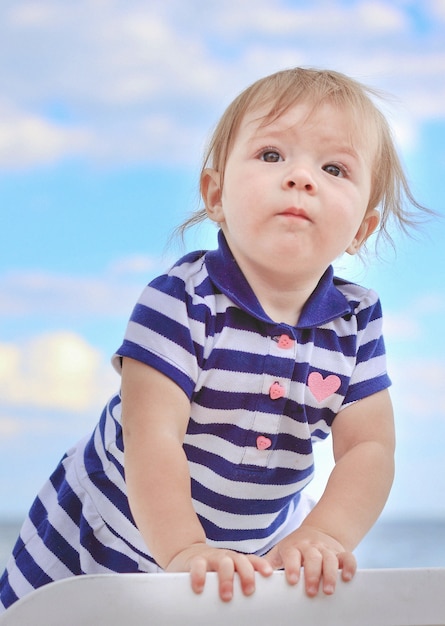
[0,0,444,521]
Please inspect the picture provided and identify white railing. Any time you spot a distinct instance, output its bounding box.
[1,568,444,625]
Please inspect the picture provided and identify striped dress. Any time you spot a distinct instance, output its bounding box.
[0,231,391,611]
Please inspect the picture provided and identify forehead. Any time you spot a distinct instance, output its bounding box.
[237,100,376,161]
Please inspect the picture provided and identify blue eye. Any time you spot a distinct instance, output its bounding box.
[261,150,282,163]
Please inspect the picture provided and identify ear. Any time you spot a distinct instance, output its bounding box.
[201,168,225,223]
[346,209,380,255]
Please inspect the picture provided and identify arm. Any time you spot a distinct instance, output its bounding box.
[121,357,272,600]
[265,388,395,595]
[121,356,205,566]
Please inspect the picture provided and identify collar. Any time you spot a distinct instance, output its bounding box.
[205,230,353,329]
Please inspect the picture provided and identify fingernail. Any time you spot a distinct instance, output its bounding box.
[307,584,317,596]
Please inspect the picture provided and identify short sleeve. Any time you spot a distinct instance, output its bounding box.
[112,270,203,400]
[341,290,391,408]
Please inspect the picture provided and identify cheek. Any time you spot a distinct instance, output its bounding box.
[323,195,365,240]
[222,177,260,214]
[337,186,369,217]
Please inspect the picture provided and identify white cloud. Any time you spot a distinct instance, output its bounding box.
[379,290,445,343]
[0,254,171,317]
[0,331,117,412]
[356,1,407,31]
[413,292,445,315]
[391,357,445,421]
[8,2,64,27]
[431,0,445,20]
[383,312,422,341]
[209,0,408,38]
[0,415,24,437]
[0,270,125,317]
[109,253,172,276]
[0,0,443,168]
[0,101,92,167]
[0,413,59,439]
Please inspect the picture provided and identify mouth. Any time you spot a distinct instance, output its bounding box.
[278,207,312,221]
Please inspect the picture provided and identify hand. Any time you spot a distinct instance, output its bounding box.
[264,526,357,596]
[165,543,273,602]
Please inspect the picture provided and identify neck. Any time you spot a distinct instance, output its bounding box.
[242,267,322,326]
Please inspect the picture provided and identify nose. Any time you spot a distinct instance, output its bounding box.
[283,166,317,193]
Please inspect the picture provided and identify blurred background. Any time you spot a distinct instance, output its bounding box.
[0,0,444,569]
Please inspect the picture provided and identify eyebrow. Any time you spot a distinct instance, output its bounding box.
[247,125,362,162]
[331,143,361,160]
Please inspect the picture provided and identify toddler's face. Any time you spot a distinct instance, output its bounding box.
[204,100,379,288]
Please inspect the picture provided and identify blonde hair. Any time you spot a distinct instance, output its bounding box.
[177,67,429,251]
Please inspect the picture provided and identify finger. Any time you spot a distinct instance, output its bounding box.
[247,554,274,578]
[302,548,323,597]
[233,555,256,596]
[282,549,302,586]
[320,551,340,595]
[218,555,236,602]
[189,556,208,594]
[338,551,357,582]
[263,547,284,571]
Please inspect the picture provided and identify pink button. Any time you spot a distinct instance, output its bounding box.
[277,334,294,349]
[257,435,272,450]
[269,381,285,400]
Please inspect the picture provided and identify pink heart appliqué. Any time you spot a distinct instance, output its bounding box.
[257,436,272,450]
[269,381,285,400]
[308,372,341,402]
[277,334,294,350]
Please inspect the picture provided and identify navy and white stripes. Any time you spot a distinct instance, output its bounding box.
[0,231,391,612]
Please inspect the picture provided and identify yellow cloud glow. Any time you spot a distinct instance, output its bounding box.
[0,331,117,412]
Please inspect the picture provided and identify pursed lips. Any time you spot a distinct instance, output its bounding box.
[278,207,312,221]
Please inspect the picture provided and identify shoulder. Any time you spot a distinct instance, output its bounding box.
[334,277,380,307]
[130,249,224,339]
[139,249,214,310]
[151,250,208,292]
[113,251,213,391]
[334,277,383,320]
